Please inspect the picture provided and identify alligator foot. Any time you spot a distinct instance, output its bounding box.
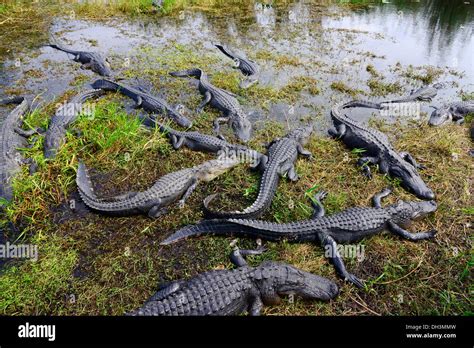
[148,206,168,218]
[310,190,327,219]
[230,242,266,267]
[371,187,392,208]
[322,234,364,288]
[399,152,425,171]
[356,156,378,179]
[388,221,437,241]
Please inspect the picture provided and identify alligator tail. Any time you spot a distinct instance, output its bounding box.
[0,96,25,105]
[76,161,99,200]
[214,44,236,60]
[47,44,80,56]
[90,79,120,91]
[169,68,203,79]
[160,219,270,245]
[341,100,384,110]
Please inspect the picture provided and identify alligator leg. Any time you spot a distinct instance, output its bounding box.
[196,91,212,113]
[399,152,425,170]
[279,162,298,181]
[328,124,346,138]
[213,117,227,134]
[14,127,40,137]
[177,179,198,208]
[147,280,184,302]
[297,143,313,159]
[310,190,327,219]
[321,234,364,288]
[230,245,266,267]
[356,156,378,179]
[454,118,465,125]
[248,293,264,316]
[387,221,436,241]
[80,62,92,70]
[170,134,186,149]
[371,188,392,208]
[148,206,168,218]
[134,96,143,108]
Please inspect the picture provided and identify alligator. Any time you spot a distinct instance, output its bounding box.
[428,100,474,126]
[202,125,313,219]
[0,98,38,203]
[44,89,105,159]
[47,43,112,77]
[76,157,239,217]
[381,83,443,105]
[91,79,192,128]
[169,68,252,142]
[329,101,435,200]
[156,122,267,169]
[161,188,438,288]
[215,44,259,88]
[128,244,338,316]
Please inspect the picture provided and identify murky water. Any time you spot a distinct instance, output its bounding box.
[0,0,473,127]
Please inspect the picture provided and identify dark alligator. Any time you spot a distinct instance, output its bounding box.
[44,89,104,159]
[203,125,313,219]
[382,83,443,105]
[215,44,259,88]
[161,188,437,288]
[76,157,239,217]
[47,44,112,77]
[128,244,338,316]
[169,68,252,142]
[428,100,474,126]
[0,98,37,203]
[91,79,192,128]
[156,122,267,169]
[329,101,435,200]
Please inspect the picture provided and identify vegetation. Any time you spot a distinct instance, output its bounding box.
[0,0,471,316]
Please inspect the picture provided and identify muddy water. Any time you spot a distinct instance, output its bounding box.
[0,0,473,127]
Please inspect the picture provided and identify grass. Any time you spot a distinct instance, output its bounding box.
[0,0,472,317]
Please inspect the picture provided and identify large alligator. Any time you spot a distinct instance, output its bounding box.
[91,79,192,128]
[428,100,474,126]
[47,44,112,77]
[0,98,37,203]
[203,125,313,219]
[44,89,104,159]
[128,244,338,316]
[161,188,438,288]
[215,44,259,89]
[382,83,443,105]
[76,157,239,217]
[169,68,252,142]
[329,101,435,200]
[156,122,267,169]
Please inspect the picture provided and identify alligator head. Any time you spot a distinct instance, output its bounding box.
[258,262,339,302]
[388,163,435,200]
[388,200,437,227]
[170,104,193,128]
[287,124,314,144]
[195,158,240,182]
[44,130,64,159]
[230,113,252,143]
[429,106,452,126]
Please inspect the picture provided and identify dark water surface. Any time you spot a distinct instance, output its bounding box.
[0,0,473,126]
